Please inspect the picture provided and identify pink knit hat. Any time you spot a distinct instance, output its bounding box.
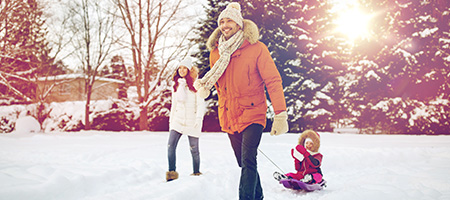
[217,2,244,28]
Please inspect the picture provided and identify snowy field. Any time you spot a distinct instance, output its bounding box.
[1,131,450,200]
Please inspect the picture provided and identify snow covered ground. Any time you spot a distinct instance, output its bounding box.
[1,130,450,200]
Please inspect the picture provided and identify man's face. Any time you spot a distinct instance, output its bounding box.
[219,18,241,40]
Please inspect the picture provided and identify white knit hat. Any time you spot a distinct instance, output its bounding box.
[217,2,244,28]
[304,138,313,146]
[178,57,193,70]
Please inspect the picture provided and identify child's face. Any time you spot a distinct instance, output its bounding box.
[305,140,313,151]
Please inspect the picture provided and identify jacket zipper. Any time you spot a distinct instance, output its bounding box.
[302,161,307,177]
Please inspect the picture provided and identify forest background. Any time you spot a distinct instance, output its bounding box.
[1,0,449,134]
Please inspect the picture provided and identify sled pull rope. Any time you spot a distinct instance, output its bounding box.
[258,148,285,174]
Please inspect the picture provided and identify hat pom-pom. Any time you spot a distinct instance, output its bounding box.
[228,2,241,11]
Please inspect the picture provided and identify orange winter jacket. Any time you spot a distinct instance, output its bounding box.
[207,19,287,134]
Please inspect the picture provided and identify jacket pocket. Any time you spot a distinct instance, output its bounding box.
[237,95,265,108]
[236,94,266,122]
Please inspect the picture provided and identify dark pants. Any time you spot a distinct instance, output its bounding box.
[167,129,200,173]
[228,124,264,200]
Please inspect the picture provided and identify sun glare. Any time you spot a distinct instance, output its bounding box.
[330,1,373,41]
[335,8,371,40]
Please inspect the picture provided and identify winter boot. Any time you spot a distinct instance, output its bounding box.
[300,174,313,183]
[166,171,179,182]
[273,172,288,181]
[191,172,202,176]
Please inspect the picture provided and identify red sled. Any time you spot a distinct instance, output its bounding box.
[279,179,327,191]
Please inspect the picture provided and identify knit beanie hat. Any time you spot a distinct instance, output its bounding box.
[217,2,244,28]
[178,57,193,70]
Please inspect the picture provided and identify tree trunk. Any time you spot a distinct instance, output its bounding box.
[139,106,148,131]
[85,85,92,130]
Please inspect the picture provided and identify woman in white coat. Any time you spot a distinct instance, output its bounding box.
[166,57,205,181]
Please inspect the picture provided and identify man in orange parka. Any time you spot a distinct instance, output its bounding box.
[194,2,289,199]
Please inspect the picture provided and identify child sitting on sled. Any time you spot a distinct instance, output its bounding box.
[276,130,323,184]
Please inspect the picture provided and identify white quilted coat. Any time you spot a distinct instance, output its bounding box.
[169,79,205,138]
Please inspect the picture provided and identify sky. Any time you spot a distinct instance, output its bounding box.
[43,0,206,71]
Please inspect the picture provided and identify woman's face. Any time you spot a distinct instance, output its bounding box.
[178,66,188,78]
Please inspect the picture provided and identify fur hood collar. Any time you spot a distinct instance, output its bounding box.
[206,19,259,51]
[298,130,321,153]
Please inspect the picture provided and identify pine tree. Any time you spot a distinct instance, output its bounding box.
[192,0,346,132]
[191,0,228,76]
[281,0,345,132]
[99,55,129,99]
[241,0,346,132]
[345,0,450,134]
[189,0,228,132]
[0,0,63,103]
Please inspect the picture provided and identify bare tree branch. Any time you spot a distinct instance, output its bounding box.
[113,0,196,130]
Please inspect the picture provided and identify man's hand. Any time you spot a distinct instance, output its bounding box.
[270,111,288,136]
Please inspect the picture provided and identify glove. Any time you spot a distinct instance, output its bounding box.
[291,148,304,162]
[270,111,288,136]
[295,145,310,157]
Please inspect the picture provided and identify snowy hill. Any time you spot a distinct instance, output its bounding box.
[1,131,450,199]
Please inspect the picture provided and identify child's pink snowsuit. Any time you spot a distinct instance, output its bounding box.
[285,130,323,183]
[286,145,323,183]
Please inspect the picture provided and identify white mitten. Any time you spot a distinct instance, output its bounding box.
[292,148,305,161]
[197,87,210,99]
[193,79,202,90]
[270,111,288,136]
[194,79,210,99]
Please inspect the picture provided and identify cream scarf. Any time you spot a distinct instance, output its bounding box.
[194,30,244,98]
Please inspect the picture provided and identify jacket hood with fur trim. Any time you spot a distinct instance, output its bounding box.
[298,130,321,153]
[206,19,259,51]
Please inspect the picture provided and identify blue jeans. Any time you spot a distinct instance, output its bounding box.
[167,129,200,173]
[228,124,264,200]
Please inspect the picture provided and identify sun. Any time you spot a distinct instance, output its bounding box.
[330,1,373,41]
[334,8,372,40]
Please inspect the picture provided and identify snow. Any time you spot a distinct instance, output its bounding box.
[1,131,450,200]
[14,116,41,134]
[364,70,380,81]
[413,27,438,38]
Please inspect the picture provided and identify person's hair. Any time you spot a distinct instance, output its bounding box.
[172,66,198,92]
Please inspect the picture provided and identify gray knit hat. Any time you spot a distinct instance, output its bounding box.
[217,2,244,28]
